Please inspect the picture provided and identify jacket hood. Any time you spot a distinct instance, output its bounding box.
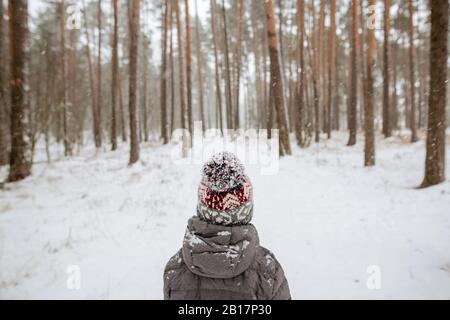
[182,216,259,279]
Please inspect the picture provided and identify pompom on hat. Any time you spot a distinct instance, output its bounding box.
[197,152,253,226]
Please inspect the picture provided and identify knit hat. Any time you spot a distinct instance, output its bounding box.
[197,152,253,226]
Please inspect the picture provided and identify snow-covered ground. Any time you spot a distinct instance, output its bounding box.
[0,132,449,299]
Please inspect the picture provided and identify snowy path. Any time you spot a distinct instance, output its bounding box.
[1,133,449,299]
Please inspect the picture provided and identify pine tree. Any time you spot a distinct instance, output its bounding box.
[326,0,336,139]
[128,0,140,165]
[421,0,448,187]
[210,0,223,133]
[82,0,101,149]
[160,0,170,144]
[0,0,9,166]
[96,0,103,147]
[222,0,233,129]
[194,0,205,132]
[7,0,32,182]
[408,0,418,143]
[111,0,119,151]
[174,0,186,130]
[364,0,376,166]
[295,0,305,146]
[59,0,72,156]
[382,0,391,138]
[264,0,291,155]
[184,0,193,137]
[347,0,357,146]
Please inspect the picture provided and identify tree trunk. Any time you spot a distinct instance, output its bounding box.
[421,0,448,187]
[277,0,287,105]
[364,0,376,166]
[44,31,54,163]
[96,0,103,148]
[391,9,400,131]
[160,0,170,144]
[118,71,126,142]
[347,0,357,146]
[326,0,336,139]
[70,27,78,148]
[111,0,118,151]
[82,0,101,149]
[263,10,269,134]
[7,0,32,182]
[0,0,9,166]
[232,0,244,129]
[174,0,186,130]
[221,0,233,129]
[169,11,175,135]
[295,0,305,146]
[128,0,140,165]
[194,0,205,132]
[184,0,193,137]
[59,0,72,156]
[408,0,418,143]
[318,0,326,135]
[309,1,320,143]
[333,29,340,131]
[264,0,291,155]
[251,2,263,130]
[382,0,391,138]
[210,0,223,133]
[141,6,149,143]
[358,0,367,132]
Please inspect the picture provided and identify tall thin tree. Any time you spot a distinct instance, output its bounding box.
[0,0,9,166]
[160,0,170,144]
[194,0,205,132]
[128,0,140,164]
[250,2,263,130]
[326,0,336,139]
[7,0,32,182]
[347,0,358,146]
[70,21,78,147]
[82,0,101,148]
[421,0,448,187]
[264,0,291,155]
[232,0,244,129]
[408,0,418,142]
[111,0,119,151]
[221,0,233,129]
[169,10,175,135]
[295,0,305,146]
[59,0,72,156]
[184,0,193,137]
[174,0,186,130]
[210,0,223,133]
[96,0,103,147]
[382,0,391,137]
[364,0,376,166]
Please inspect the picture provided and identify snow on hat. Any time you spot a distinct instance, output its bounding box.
[197,152,253,226]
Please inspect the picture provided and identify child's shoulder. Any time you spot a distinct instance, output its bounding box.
[165,249,185,272]
[251,245,284,277]
[245,245,288,298]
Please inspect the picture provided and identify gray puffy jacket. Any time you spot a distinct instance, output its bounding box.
[163,217,291,300]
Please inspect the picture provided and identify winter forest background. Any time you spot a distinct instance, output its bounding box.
[0,0,449,299]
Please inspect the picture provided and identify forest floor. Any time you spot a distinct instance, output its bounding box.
[0,132,449,299]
